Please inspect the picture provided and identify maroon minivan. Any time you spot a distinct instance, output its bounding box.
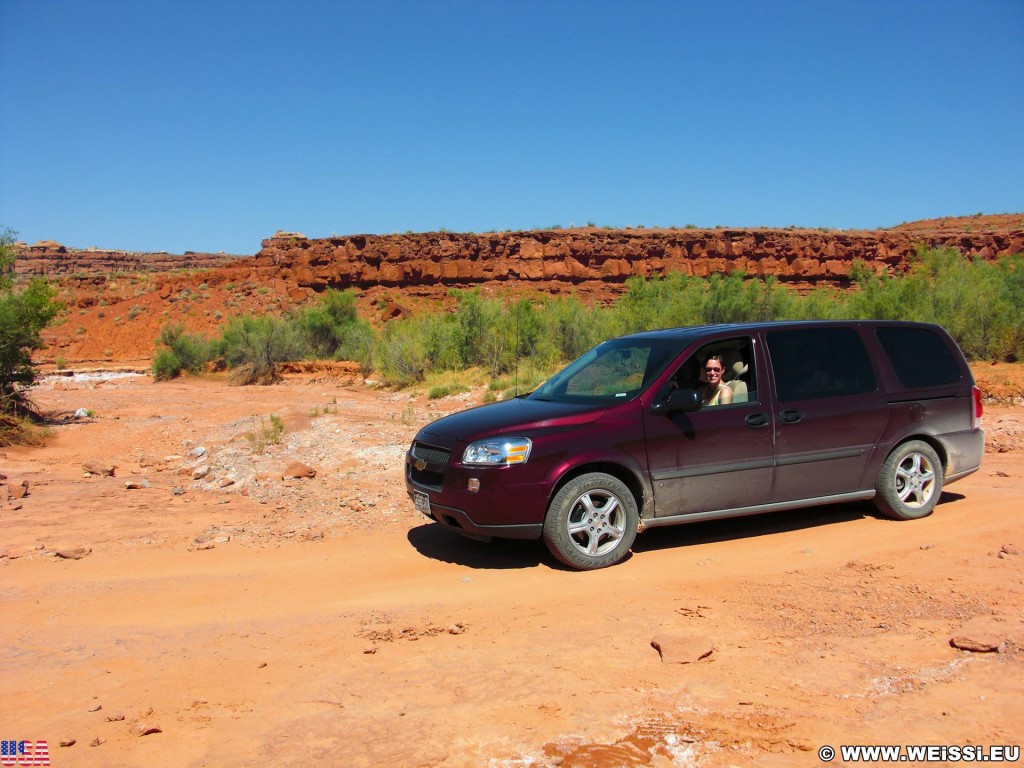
[406,321,984,569]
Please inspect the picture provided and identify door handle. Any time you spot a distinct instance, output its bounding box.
[745,413,769,428]
[780,409,804,424]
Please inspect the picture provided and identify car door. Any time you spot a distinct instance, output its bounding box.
[643,336,775,517]
[765,327,889,502]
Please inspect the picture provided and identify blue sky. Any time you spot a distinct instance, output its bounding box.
[1,0,1022,255]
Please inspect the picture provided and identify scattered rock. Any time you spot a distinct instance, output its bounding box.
[302,529,324,541]
[650,634,715,664]
[1001,543,1021,556]
[104,713,125,722]
[89,738,103,747]
[447,623,466,635]
[59,739,76,747]
[83,461,116,477]
[88,703,102,712]
[188,446,207,458]
[129,721,162,737]
[56,546,92,560]
[172,486,185,495]
[8,480,29,500]
[217,477,235,488]
[950,634,1006,653]
[124,478,151,489]
[192,541,215,551]
[74,408,91,419]
[192,465,211,480]
[281,461,317,480]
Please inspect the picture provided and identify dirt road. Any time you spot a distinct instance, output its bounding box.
[2,371,1022,767]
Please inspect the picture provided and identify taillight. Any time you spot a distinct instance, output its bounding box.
[972,386,983,429]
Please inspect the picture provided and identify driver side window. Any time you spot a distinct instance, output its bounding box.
[666,338,757,407]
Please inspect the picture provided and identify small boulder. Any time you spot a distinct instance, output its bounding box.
[124,479,151,490]
[83,461,116,477]
[129,721,162,737]
[55,546,92,560]
[281,461,316,480]
[192,465,211,480]
[950,634,1006,653]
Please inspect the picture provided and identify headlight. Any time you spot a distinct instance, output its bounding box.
[462,437,532,466]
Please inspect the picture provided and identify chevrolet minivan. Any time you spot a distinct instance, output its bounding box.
[406,321,984,569]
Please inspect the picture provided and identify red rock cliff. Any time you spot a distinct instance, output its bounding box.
[253,217,1024,298]
[13,240,244,276]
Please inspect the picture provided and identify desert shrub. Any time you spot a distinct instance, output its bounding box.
[246,413,285,453]
[841,250,1024,360]
[540,294,605,363]
[293,289,376,368]
[151,324,213,380]
[219,315,304,385]
[334,321,376,377]
[428,383,470,399]
[374,318,431,386]
[0,227,64,416]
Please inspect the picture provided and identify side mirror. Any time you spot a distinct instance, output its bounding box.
[650,388,701,415]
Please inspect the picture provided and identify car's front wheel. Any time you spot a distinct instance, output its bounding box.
[543,473,638,570]
[874,440,944,520]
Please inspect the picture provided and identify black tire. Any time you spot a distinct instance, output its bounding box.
[874,440,944,520]
[542,472,639,570]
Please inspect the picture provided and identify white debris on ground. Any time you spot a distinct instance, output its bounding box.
[173,389,470,544]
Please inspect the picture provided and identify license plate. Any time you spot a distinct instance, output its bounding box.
[413,491,432,517]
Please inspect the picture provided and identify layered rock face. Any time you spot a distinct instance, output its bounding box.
[253,221,1024,295]
[13,240,243,276]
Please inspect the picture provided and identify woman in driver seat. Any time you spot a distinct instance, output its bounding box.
[700,355,733,407]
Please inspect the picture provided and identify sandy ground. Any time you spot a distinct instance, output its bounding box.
[2,371,1022,767]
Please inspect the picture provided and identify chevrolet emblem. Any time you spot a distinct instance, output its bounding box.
[414,458,427,471]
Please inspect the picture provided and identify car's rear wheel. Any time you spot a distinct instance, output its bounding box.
[874,440,944,520]
[543,472,638,570]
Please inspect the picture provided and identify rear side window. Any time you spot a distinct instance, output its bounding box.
[876,327,962,388]
[768,328,877,402]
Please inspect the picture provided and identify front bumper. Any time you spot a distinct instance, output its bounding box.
[405,437,547,541]
[409,495,543,541]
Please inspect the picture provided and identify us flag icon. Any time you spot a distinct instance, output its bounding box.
[0,741,50,766]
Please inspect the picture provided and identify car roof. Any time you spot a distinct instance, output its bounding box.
[621,319,939,341]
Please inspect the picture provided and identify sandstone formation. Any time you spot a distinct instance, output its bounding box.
[252,216,1024,295]
[21,214,1024,365]
[13,240,243,276]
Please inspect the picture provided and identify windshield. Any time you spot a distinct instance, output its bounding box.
[528,338,682,404]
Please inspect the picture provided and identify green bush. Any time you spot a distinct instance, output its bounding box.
[428,383,470,399]
[153,246,1024,390]
[220,315,304,385]
[294,289,376,371]
[375,319,431,386]
[0,227,64,414]
[151,324,213,380]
